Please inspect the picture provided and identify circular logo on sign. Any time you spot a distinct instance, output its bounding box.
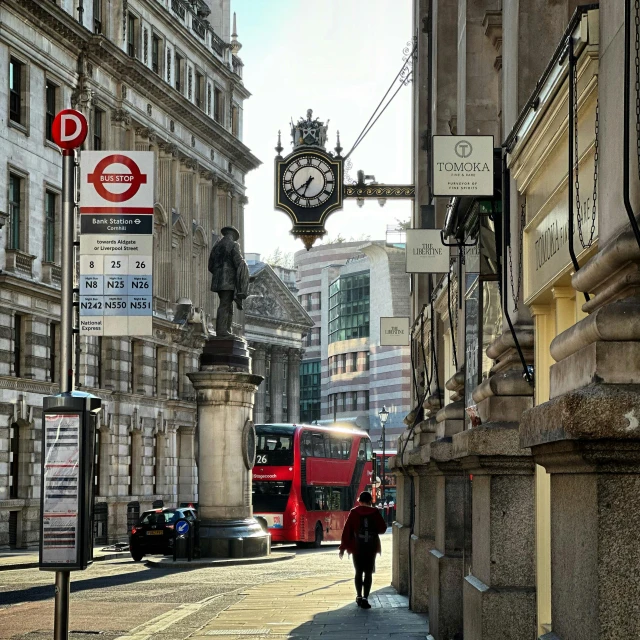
[51,109,88,150]
[454,140,473,158]
[242,418,256,470]
[87,154,148,202]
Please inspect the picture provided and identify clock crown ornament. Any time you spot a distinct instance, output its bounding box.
[291,109,329,150]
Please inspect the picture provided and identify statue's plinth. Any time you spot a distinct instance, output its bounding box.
[188,336,269,559]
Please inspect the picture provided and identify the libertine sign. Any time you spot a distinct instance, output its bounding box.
[406,229,449,273]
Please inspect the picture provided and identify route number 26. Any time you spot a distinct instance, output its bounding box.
[256,455,267,465]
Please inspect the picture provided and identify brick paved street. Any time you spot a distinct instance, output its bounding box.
[0,534,428,640]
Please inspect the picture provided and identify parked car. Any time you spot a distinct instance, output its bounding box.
[129,507,197,562]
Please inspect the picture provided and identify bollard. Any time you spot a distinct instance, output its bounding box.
[187,526,193,562]
[173,528,177,562]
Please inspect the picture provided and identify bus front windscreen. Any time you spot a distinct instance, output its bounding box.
[253,481,292,512]
[256,432,294,466]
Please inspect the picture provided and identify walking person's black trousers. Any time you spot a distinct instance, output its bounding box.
[353,553,375,598]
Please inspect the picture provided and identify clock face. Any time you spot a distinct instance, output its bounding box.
[282,156,335,208]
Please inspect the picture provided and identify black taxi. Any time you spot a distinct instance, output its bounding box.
[129,507,197,561]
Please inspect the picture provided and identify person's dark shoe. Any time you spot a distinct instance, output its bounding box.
[360,598,371,609]
[356,597,363,607]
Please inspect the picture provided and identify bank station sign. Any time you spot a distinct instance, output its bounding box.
[432,135,494,197]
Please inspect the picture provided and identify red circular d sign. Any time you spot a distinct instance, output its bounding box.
[51,109,88,150]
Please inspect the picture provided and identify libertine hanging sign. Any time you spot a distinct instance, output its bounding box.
[406,229,449,273]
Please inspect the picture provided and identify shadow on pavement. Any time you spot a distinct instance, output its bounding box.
[288,586,429,640]
[0,558,186,607]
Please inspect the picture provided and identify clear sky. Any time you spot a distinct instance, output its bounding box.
[232,0,413,258]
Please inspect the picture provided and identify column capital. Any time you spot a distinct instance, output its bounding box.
[271,345,286,361]
[287,348,302,364]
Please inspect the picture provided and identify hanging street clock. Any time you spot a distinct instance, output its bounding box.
[274,109,416,250]
[274,109,343,250]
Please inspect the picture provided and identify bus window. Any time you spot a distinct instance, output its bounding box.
[256,432,294,465]
[358,439,367,460]
[341,439,352,459]
[329,437,342,459]
[253,481,292,512]
[311,432,326,457]
[301,431,313,457]
[329,489,341,510]
[365,439,373,461]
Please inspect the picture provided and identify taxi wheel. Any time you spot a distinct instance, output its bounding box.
[131,551,144,562]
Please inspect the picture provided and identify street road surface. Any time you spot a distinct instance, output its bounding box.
[0,536,393,640]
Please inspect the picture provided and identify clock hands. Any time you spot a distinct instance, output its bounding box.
[297,175,315,197]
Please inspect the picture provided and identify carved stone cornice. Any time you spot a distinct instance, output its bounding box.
[111,108,131,125]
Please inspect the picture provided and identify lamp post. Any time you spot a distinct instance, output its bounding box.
[378,406,389,504]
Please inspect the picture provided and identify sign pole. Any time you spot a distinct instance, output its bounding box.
[54,148,75,640]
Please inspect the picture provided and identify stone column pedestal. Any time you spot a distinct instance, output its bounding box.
[453,424,536,640]
[391,467,412,595]
[188,336,269,558]
[428,439,464,640]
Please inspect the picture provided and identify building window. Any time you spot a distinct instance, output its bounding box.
[328,271,370,343]
[9,58,25,125]
[127,13,138,57]
[93,107,103,150]
[8,174,22,251]
[214,86,223,123]
[13,314,22,377]
[195,71,203,109]
[50,323,58,383]
[175,53,183,92]
[9,423,19,498]
[45,80,58,142]
[93,0,102,33]
[231,103,239,136]
[44,190,57,263]
[152,35,160,74]
[362,390,370,410]
[300,360,321,423]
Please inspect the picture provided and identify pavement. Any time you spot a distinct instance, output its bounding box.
[0,535,429,640]
[0,545,131,571]
[191,575,428,640]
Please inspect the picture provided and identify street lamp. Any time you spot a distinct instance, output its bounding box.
[378,406,389,503]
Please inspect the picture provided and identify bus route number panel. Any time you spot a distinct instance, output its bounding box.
[79,238,153,336]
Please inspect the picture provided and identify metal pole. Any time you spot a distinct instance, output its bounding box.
[60,150,75,395]
[381,424,386,505]
[54,148,75,640]
[54,571,70,640]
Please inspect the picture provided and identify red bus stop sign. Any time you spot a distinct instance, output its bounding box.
[52,109,88,150]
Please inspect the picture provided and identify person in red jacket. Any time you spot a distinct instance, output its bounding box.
[339,491,387,609]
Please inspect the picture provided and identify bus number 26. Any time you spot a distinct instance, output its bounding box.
[256,455,267,465]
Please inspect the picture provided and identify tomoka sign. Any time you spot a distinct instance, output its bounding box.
[79,152,154,336]
[432,135,494,197]
[51,109,88,150]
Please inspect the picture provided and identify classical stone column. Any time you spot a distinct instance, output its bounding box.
[177,426,197,504]
[390,460,412,595]
[270,346,285,422]
[428,440,464,640]
[188,338,269,558]
[287,348,302,423]
[252,343,267,424]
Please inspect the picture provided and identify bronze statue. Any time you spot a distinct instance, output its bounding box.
[208,226,249,337]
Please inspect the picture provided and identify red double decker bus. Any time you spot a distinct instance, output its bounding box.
[252,423,374,547]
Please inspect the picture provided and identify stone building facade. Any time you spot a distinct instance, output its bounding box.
[391,2,640,639]
[295,240,411,446]
[0,0,259,547]
[244,258,313,425]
